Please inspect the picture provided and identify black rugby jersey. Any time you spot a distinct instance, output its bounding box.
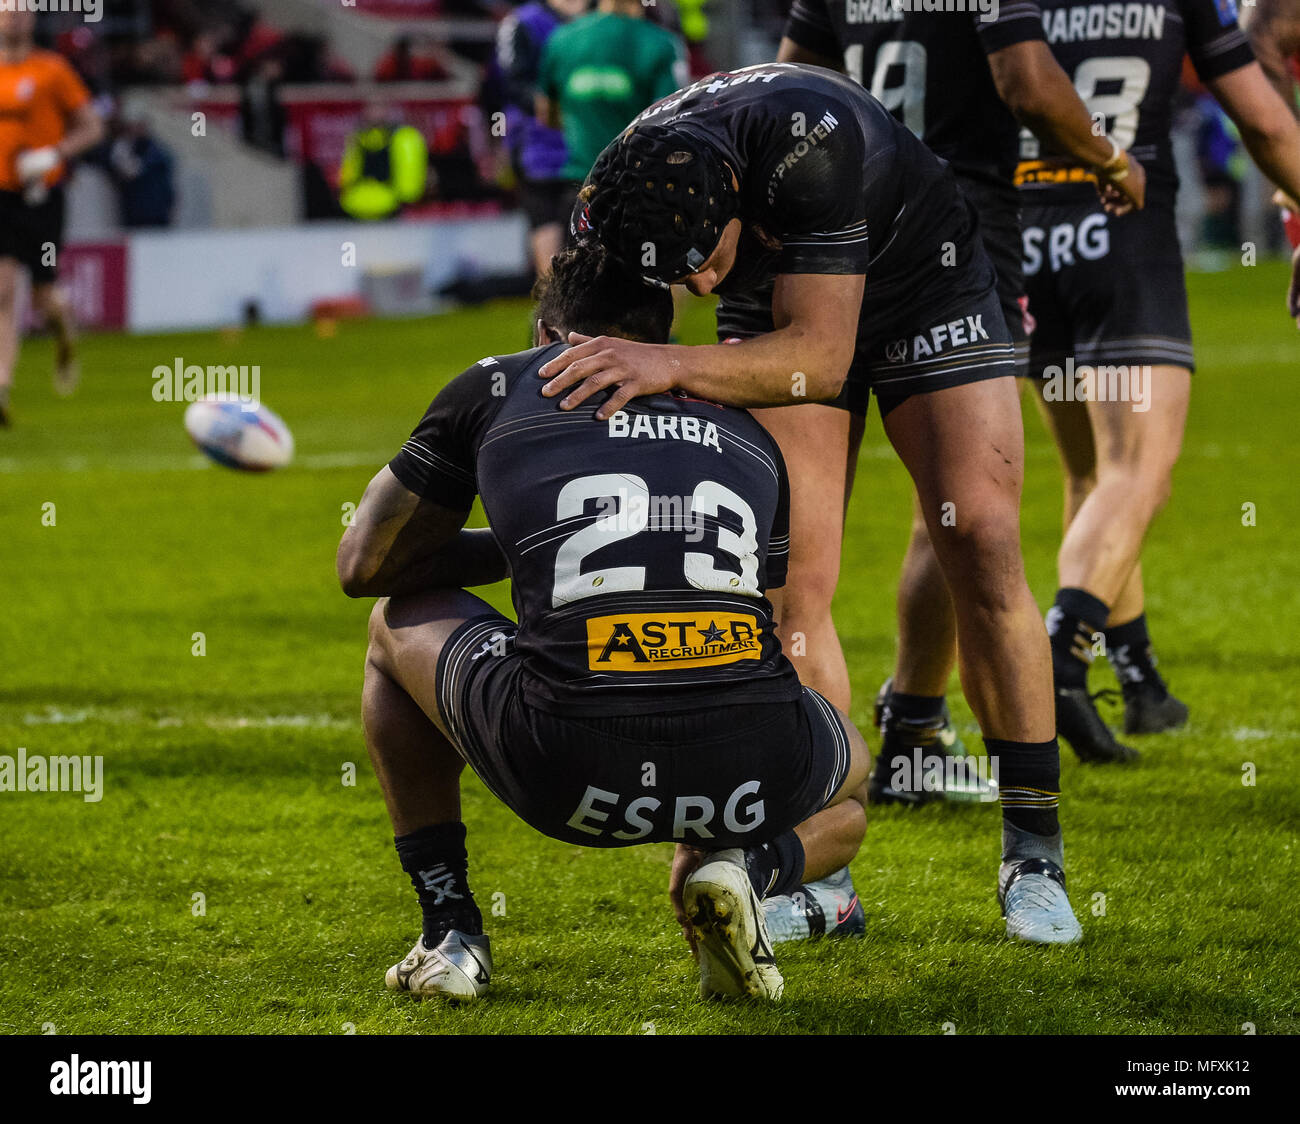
[1019,0,1254,206]
[620,63,956,300]
[784,0,1047,198]
[388,342,802,715]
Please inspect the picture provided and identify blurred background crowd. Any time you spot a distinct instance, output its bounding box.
[12,0,1289,335]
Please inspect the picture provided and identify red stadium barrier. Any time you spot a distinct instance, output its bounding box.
[61,242,129,332]
[192,91,479,186]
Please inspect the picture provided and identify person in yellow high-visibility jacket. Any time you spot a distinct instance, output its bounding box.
[339,104,429,221]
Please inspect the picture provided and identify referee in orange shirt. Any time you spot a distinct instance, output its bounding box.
[0,9,104,427]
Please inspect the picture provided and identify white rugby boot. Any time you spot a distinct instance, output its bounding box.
[385,931,492,1000]
[683,848,784,1000]
[998,825,1083,945]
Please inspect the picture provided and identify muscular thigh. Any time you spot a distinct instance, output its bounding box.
[884,375,1026,521]
[367,588,505,738]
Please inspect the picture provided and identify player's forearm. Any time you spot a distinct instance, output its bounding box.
[1010,71,1114,168]
[1209,64,1300,204]
[423,528,510,590]
[987,42,1117,169]
[1238,112,1300,208]
[673,327,851,408]
[1251,37,1299,117]
[348,528,509,598]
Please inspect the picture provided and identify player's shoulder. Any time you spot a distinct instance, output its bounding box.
[427,344,560,431]
[762,63,876,119]
[456,342,560,385]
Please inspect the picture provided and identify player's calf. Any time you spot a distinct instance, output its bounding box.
[363,595,496,1000]
[33,283,79,398]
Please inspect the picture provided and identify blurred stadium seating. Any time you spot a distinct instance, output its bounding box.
[25,1,1289,336]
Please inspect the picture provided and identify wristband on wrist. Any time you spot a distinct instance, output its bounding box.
[1096,138,1129,181]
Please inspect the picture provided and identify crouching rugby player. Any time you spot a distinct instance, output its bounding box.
[337,246,871,1001]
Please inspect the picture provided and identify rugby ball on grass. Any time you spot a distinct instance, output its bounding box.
[184,395,295,472]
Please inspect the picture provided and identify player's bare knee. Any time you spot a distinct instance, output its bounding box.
[1116,456,1175,519]
[848,781,869,816]
[1064,469,1097,511]
[931,509,1022,595]
[366,597,395,664]
[1148,469,1174,515]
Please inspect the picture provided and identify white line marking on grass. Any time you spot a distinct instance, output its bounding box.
[202,715,354,730]
[21,706,355,730]
[23,708,96,724]
[298,452,389,469]
[0,452,389,474]
[1230,727,1295,742]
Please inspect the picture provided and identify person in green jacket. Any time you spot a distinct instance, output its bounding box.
[339,103,430,222]
[537,0,687,185]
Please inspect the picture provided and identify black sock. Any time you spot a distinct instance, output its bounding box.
[744,830,806,899]
[1047,587,1109,689]
[989,737,1061,837]
[887,690,945,725]
[394,822,483,945]
[1105,613,1167,698]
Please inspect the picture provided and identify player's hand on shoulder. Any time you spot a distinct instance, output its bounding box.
[538,333,679,420]
[1097,151,1146,216]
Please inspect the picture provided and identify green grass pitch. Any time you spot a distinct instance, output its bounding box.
[1,261,1297,1035]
